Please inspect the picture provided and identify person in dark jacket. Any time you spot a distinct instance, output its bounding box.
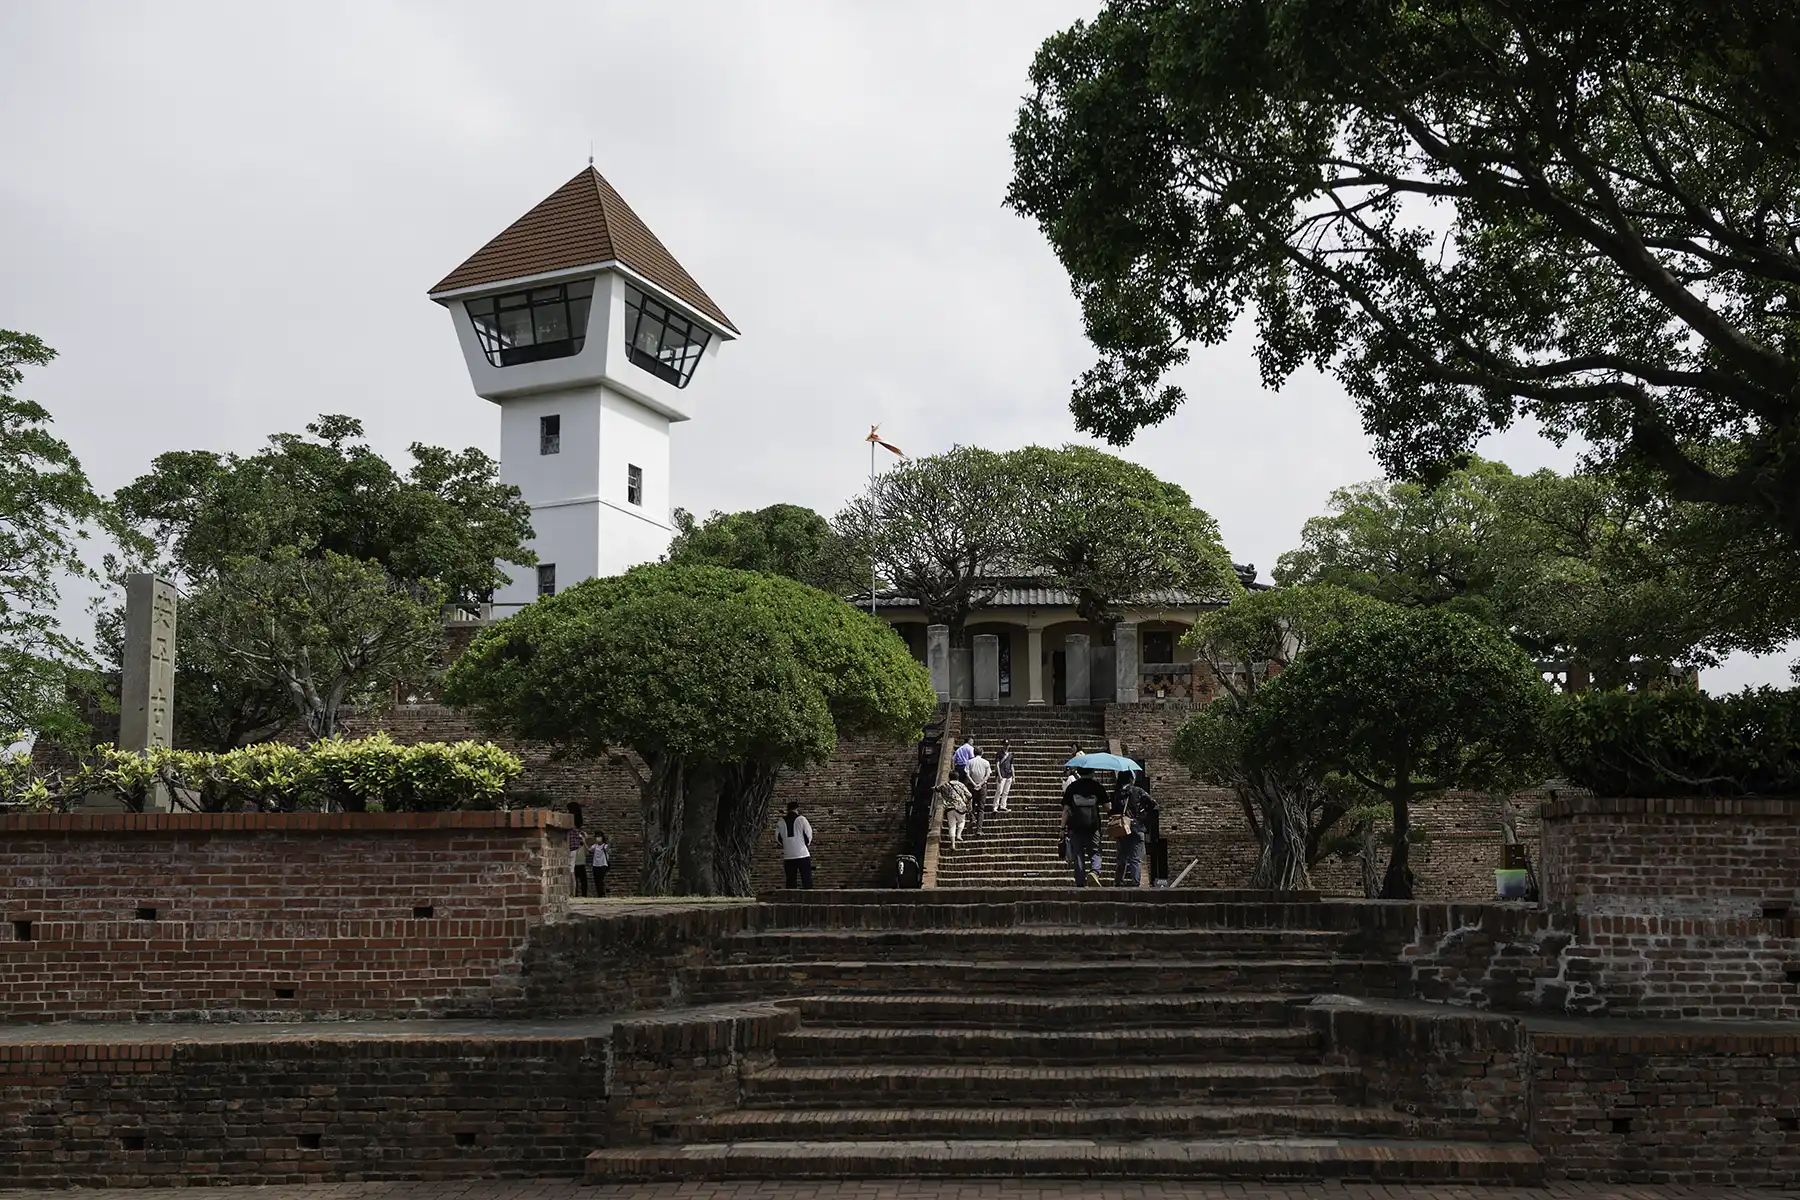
[1063,769,1107,887]
[1111,777,1150,888]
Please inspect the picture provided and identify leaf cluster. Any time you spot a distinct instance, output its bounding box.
[668,503,871,596]
[1549,685,1800,797]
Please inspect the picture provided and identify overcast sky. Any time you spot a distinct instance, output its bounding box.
[1,0,1787,690]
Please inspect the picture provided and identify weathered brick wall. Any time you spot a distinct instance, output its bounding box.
[1532,1029,1800,1185]
[0,1032,607,1186]
[512,902,754,1016]
[1107,701,1543,898]
[0,811,568,1021]
[605,1007,796,1146]
[367,703,919,894]
[1306,998,1528,1141]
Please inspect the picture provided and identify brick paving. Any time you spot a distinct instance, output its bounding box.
[2,1181,1795,1200]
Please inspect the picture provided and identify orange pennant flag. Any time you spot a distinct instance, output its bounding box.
[866,425,907,458]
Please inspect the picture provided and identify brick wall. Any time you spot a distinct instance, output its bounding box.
[0,1031,607,1186]
[1532,1029,1800,1185]
[1106,701,1543,898]
[367,703,919,894]
[0,811,568,1021]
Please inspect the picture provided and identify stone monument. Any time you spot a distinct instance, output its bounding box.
[119,572,178,810]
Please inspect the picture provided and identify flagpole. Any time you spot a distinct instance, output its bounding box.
[869,434,877,615]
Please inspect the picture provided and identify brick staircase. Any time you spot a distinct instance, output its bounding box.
[935,708,1118,888]
[588,891,1544,1183]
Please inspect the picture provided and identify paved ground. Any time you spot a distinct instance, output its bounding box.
[2,1181,1793,1200]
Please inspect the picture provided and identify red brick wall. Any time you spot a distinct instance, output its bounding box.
[1532,1029,1800,1184]
[1106,701,1543,898]
[0,811,568,1021]
[366,703,919,894]
[0,1031,607,1186]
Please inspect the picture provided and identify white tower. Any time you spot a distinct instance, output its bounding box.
[429,166,737,610]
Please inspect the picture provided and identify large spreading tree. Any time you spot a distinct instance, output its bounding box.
[0,331,120,746]
[1242,604,1550,899]
[667,503,870,597]
[111,415,534,748]
[442,564,935,896]
[1275,458,1790,683]
[1013,444,1242,626]
[1009,1,1800,548]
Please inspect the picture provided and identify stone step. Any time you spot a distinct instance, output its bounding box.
[739,1061,1365,1107]
[684,957,1401,1003]
[722,929,1346,963]
[792,991,1304,1029]
[682,1103,1420,1143]
[587,1138,1544,1182]
[726,929,1340,964]
[774,1025,1319,1064]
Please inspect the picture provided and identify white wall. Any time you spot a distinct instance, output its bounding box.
[597,383,674,576]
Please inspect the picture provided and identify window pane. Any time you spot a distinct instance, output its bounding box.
[534,302,570,343]
[537,564,556,596]
[466,297,495,318]
[529,287,562,304]
[500,308,534,347]
[566,279,595,299]
[568,296,591,341]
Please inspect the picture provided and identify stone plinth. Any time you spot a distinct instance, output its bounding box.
[1065,633,1091,705]
[972,634,1000,705]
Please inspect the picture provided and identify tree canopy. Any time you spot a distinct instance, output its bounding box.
[0,331,117,745]
[667,503,869,597]
[114,414,533,602]
[1013,444,1241,626]
[1274,458,1798,683]
[1009,0,1800,549]
[442,564,935,894]
[1243,604,1550,898]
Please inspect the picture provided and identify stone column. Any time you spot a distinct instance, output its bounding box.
[926,624,951,702]
[120,572,179,812]
[1026,625,1046,705]
[950,649,973,703]
[1114,622,1140,705]
[1066,633,1091,706]
[972,634,1000,706]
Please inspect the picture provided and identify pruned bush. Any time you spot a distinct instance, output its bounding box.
[1549,686,1800,797]
[22,736,525,813]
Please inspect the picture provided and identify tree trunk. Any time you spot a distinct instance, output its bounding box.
[714,760,781,896]
[1379,793,1414,900]
[678,763,723,896]
[638,757,684,896]
[1357,816,1382,899]
[1244,780,1310,891]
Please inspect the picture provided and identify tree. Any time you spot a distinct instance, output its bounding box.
[1013,444,1242,626]
[0,331,118,746]
[1243,605,1550,899]
[182,549,444,741]
[1274,458,1796,683]
[834,446,1025,642]
[668,503,870,596]
[1172,585,1376,889]
[114,414,533,603]
[442,564,935,895]
[1009,1,1800,547]
[111,415,533,748]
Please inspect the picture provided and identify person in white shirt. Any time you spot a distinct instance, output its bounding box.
[965,750,992,832]
[776,801,815,889]
[588,831,611,897]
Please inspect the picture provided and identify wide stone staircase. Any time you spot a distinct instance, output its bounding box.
[587,891,1543,1182]
[934,708,1119,888]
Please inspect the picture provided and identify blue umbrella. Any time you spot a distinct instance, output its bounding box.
[1065,752,1142,774]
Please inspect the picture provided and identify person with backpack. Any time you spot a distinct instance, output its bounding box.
[1111,776,1150,888]
[777,801,815,889]
[1063,768,1107,887]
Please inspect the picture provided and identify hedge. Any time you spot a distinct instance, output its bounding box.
[0,733,524,813]
[1549,685,1800,797]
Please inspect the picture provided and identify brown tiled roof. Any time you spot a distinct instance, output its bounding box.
[429,166,736,333]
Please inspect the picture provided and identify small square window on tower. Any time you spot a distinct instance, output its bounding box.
[537,564,556,596]
[627,464,643,506]
[540,414,560,455]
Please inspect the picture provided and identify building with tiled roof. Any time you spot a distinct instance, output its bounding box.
[430,164,736,609]
[865,566,1265,706]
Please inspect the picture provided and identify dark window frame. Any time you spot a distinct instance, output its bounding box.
[1142,630,1176,665]
[623,287,711,388]
[466,279,595,368]
[626,464,643,507]
[536,564,557,597]
[540,414,561,455]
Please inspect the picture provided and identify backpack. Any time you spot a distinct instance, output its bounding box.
[1069,794,1099,832]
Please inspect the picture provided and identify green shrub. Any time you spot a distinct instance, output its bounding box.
[64,735,525,813]
[1549,686,1800,797]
